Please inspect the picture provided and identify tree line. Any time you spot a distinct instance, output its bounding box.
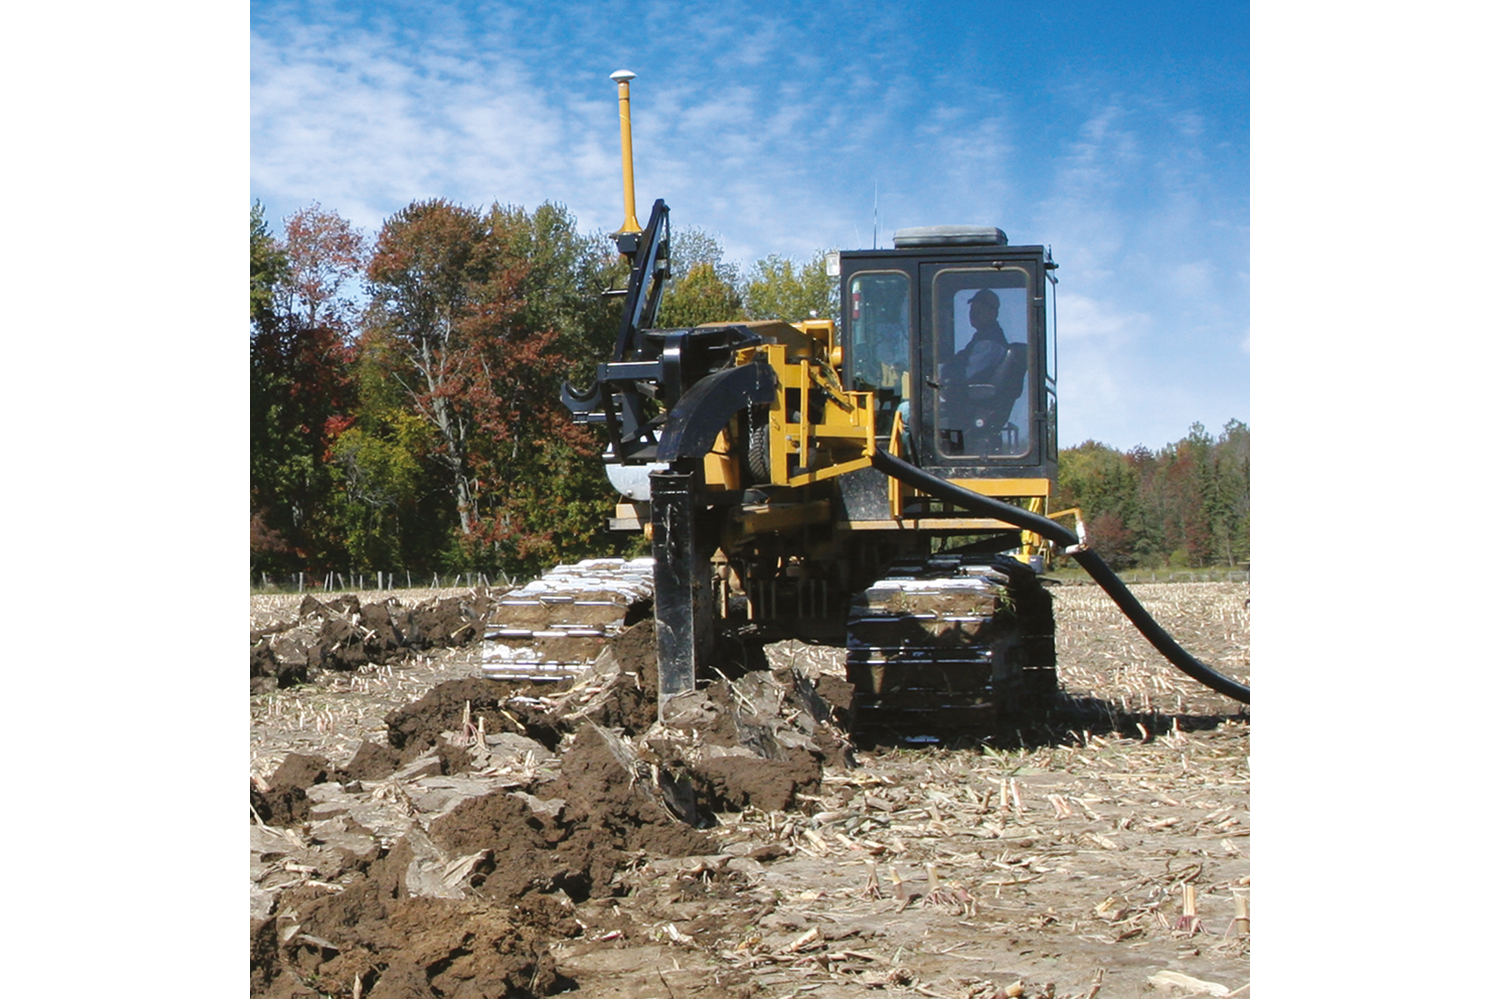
[1055,420,1250,570]
[252,198,1247,580]
[250,199,836,580]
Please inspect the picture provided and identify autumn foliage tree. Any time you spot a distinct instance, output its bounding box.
[488,201,623,382]
[1056,440,1140,565]
[250,202,361,575]
[362,198,615,576]
[278,201,369,330]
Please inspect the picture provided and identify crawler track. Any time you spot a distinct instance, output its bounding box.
[479,553,1058,738]
[845,554,1057,735]
[478,558,654,681]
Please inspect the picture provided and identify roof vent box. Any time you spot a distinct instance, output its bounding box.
[892,225,1008,248]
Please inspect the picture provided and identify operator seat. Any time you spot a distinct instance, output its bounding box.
[964,341,1027,450]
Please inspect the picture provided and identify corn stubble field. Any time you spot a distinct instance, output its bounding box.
[250,580,1250,999]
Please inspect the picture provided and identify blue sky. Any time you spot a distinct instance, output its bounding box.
[252,0,1249,452]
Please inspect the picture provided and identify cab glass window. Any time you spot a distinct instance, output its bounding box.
[930,268,1031,460]
[846,271,911,439]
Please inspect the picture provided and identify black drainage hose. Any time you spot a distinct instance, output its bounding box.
[869,448,1250,705]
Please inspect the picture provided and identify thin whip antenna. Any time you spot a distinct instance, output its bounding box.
[872,181,879,249]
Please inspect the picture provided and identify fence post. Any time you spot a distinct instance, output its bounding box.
[298,571,304,593]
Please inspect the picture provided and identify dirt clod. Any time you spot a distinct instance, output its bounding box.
[694,749,822,812]
[383,677,525,752]
[251,591,501,692]
[343,740,401,781]
[539,725,714,857]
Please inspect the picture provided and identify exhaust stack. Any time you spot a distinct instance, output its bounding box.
[611,70,642,235]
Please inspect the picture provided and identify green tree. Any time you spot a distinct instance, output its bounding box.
[251,201,285,331]
[653,227,742,328]
[1124,445,1165,564]
[657,260,745,327]
[1209,419,1250,566]
[250,202,289,565]
[1057,441,1140,566]
[324,328,448,572]
[744,252,838,325]
[670,227,736,277]
[1177,422,1216,567]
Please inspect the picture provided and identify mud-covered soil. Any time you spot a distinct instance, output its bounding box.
[251,582,1250,998]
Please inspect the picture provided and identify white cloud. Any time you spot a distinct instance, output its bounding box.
[251,15,626,238]
[1166,260,1215,300]
[1059,293,1151,344]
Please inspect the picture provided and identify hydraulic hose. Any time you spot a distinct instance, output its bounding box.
[869,448,1250,705]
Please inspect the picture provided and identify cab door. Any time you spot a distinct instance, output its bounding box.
[915,258,1046,473]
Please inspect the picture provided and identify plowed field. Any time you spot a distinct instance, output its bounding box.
[250,581,1250,999]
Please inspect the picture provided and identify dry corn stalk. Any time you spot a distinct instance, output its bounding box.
[786,927,822,953]
[1231,891,1249,936]
[1093,896,1128,922]
[802,828,830,854]
[662,922,695,946]
[1175,883,1203,934]
[1148,971,1230,997]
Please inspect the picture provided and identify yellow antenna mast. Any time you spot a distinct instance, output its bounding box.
[611,69,642,235]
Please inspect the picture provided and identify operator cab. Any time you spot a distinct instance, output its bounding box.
[840,226,1058,482]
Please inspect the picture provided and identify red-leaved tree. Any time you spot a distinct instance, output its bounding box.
[279,202,369,332]
[364,199,600,571]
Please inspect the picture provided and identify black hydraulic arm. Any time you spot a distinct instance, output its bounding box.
[612,199,671,363]
[560,199,673,453]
